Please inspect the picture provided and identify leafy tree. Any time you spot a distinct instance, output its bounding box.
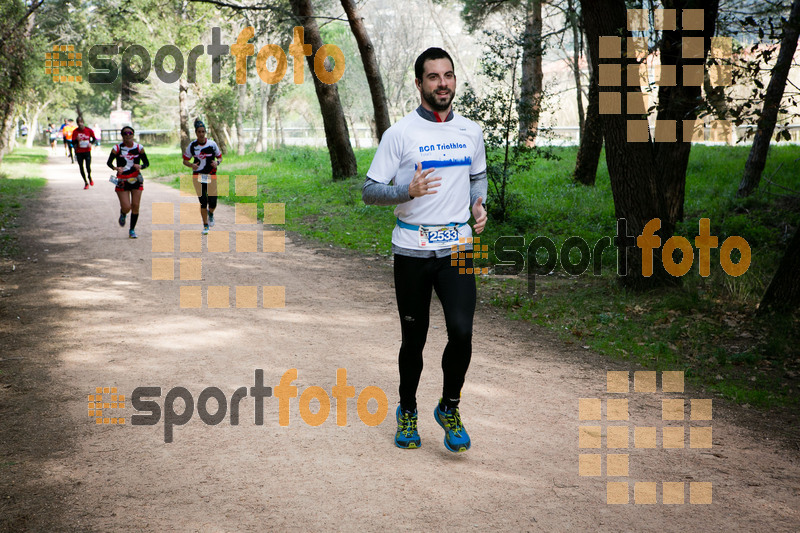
[289,0,357,179]
[737,0,800,196]
[572,4,603,186]
[199,83,237,154]
[364,0,432,118]
[189,0,358,178]
[339,0,391,141]
[460,0,546,146]
[759,224,800,315]
[459,28,551,222]
[319,23,371,148]
[0,0,44,160]
[581,0,722,289]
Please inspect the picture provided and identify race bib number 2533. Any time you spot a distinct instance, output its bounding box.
[419,225,459,247]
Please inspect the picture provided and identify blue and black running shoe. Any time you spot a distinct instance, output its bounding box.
[395,405,421,449]
[434,401,471,453]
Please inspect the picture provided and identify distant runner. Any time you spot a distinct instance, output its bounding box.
[183,119,222,236]
[73,117,97,189]
[63,119,77,164]
[46,123,58,155]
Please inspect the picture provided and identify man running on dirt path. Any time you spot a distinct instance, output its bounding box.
[362,47,488,453]
[73,117,97,189]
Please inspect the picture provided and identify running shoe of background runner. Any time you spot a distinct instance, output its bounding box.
[129,229,137,239]
[208,212,215,227]
[434,401,471,452]
[395,406,421,449]
[202,225,210,235]
[118,213,126,227]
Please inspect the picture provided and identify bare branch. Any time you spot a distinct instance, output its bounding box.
[187,0,346,23]
[15,0,44,30]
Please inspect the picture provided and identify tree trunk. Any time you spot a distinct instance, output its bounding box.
[121,75,133,107]
[573,41,602,186]
[26,113,39,148]
[209,119,227,154]
[340,0,391,142]
[0,100,16,161]
[738,0,800,197]
[759,225,800,315]
[237,83,246,156]
[653,1,720,225]
[581,0,685,289]
[276,106,285,147]
[22,103,36,148]
[267,84,276,148]
[348,115,360,149]
[518,0,543,146]
[703,67,728,120]
[582,0,721,288]
[230,123,238,150]
[0,2,38,160]
[369,117,381,146]
[31,99,53,148]
[569,0,585,132]
[290,0,358,180]
[179,78,190,152]
[255,84,268,152]
[224,124,233,152]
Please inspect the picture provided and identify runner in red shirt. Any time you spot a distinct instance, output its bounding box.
[73,117,97,189]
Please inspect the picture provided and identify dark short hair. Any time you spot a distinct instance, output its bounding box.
[414,47,454,80]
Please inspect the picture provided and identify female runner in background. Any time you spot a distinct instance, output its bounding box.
[107,126,149,239]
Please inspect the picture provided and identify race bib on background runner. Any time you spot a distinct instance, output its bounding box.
[198,174,211,184]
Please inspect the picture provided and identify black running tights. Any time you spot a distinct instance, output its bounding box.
[393,253,476,412]
[76,152,91,183]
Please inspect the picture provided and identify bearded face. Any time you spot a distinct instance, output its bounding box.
[417,58,456,113]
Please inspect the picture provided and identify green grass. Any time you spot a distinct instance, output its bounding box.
[147,146,396,253]
[0,148,47,258]
[145,143,800,409]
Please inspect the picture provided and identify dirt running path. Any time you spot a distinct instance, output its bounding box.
[0,152,798,532]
